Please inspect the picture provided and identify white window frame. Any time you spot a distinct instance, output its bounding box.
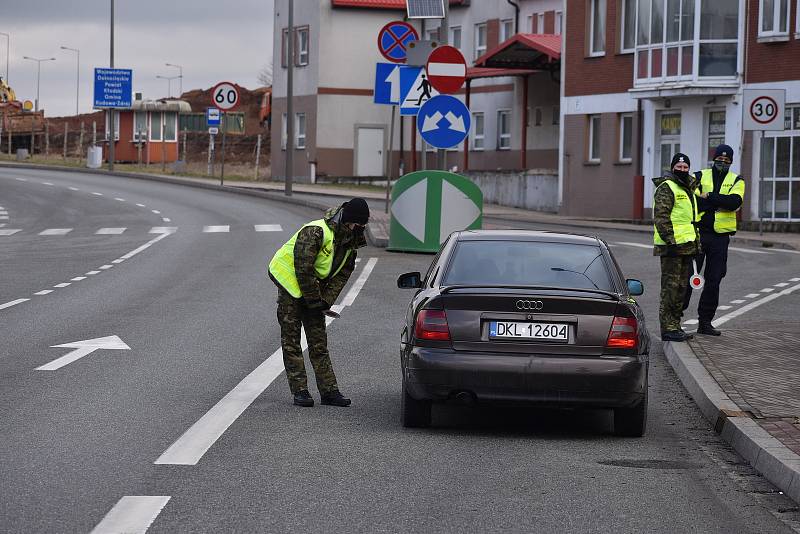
[528,14,534,33]
[555,11,563,35]
[588,114,601,162]
[619,113,633,163]
[449,26,462,50]
[619,0,637,53]
[295,112,306,149]
[296,27,309,66]
[501,19,514,42]
[589,0,607,56]
[471,111,485,151]
[133,111,147,142]
[474,23,487,60]
[758,0,791,38]
[281,112,287,150]
[497,109,512,150]
[105,113,120,141]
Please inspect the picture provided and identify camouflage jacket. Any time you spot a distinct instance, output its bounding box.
[293,204,368,305]
[652,172,700,257]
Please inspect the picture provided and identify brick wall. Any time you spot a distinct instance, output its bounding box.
[564,0,634,96]
[745,0,800,84]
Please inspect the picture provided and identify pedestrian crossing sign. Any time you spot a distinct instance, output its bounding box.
[399,66,439,116]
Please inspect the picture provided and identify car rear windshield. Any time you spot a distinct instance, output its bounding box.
[443,240,614,291]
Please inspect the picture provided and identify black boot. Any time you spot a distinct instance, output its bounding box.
[321,390,351,407]
[293,390,314,407]
[697,322,721,336]
[662,330,689,342]
[679,328,694,340]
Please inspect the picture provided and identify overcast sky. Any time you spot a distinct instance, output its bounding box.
[0,0,274,117]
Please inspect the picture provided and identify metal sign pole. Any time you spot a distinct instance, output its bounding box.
[220,110,226,185]
[285,0,294,196]
[437,0,449,171]
[385,105,396,214]
[208,132,214,176]
[108,0,115,171]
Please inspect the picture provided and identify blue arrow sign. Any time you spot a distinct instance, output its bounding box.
[416,95,471,149]
[374,63,400,105]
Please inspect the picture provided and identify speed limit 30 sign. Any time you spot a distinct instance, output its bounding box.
[743,89,785,131]
[212,81,240,112]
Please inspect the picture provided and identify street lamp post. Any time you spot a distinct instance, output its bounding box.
[165,62,183,97]
[22,56,56,112]
[60,46,80,115]
[0,32,9,83]
[155,75,180,98]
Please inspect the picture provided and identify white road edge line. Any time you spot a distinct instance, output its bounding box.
[713,282,800,327]
[614,241,651,249]
[0,298,29,310]
[155,258,379,466]
[90,495,171,534]
[728,246,770,255]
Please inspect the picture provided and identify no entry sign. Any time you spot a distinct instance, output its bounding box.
[426,45,467,94]
[378,21,419,63]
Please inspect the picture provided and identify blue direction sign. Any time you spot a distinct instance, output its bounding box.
[206,107,221,126]
[93,68,132,109]
[416,95,471,149]
[374,63,400,105]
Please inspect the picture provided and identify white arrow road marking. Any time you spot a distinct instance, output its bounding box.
[155,258,379,465]
[427,62,466,77]
[384,64,400,102]
[421,111,443,133]
[445,111,466,133]
[391,178,427,242]
[90,496,170,534]
[36,335,131,371]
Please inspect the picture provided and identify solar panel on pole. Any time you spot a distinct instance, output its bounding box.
[406,0,444,19]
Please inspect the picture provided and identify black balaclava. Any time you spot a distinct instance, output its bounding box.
[713,144,733,175]
[670,152,692,185]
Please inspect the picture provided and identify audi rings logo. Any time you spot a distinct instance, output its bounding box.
[516,299,544,311]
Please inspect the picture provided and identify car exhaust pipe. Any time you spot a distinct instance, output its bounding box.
[452,391,477,405]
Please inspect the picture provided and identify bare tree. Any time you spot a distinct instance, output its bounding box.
[257,62,273,86]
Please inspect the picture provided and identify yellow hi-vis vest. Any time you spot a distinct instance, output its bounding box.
[697,168,744,234]
[268,219,351,298]
[654,179,698,245]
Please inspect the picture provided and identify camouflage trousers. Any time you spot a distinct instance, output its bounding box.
[276,289,339,395]
[659,256,692,333]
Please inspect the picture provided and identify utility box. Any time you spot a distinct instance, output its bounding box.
[15,148,28,160]
[86,146,103,168]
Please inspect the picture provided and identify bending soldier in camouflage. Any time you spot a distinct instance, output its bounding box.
[268,198,370,407]
[652,153,700,342]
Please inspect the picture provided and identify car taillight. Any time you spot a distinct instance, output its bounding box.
[606,316,638,349]
[415,309,450,341]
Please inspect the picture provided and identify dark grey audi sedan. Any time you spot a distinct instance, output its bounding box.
[397,230,650,436]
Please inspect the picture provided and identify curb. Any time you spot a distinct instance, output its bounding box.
[0,162,388,248]
[663,341,800,503]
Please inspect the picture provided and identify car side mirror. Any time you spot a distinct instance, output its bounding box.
[398,272,422,289]
[626,279,644,296]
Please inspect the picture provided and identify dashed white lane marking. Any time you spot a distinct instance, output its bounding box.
[91,192,103,196]
[0,229,21,236]
[99,265,114,270]
[68,186,79,191]
[162,218,171,223]
[684,319,699,325]
[96,228,127,235]
[15,177,27,181]
[114,198,125,202]
[90,495,171,534]
[151,210,161,214]
[53,283,71,288]
[117,231,171,261]
[42,182,54,186]
[111,259,125,264]
[155,258,379,466]
[0,216,8,220]
[713,282,800,327]
[728,246,770,255]
[70,276,87,282]
[717,305,732,311]
[0,299,29,310]
[615,241,652,249]
[790,278,800,282]
[254,224,282,232]
[86,271,101,275]
[34,290,53,296]
[136,203,146,207]
[775,282,789,287]
[149,227,177,234]
[760,287,775,293]
[39,228,73,235]
[744,293,760,298]
[202,225,229,233]
[730,299,745,304]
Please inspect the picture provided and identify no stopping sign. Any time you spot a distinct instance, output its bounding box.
[743,89,785,131]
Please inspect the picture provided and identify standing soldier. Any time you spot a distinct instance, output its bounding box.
[653,153,700,342]
[684,144,745,336]
[268,198,370,407]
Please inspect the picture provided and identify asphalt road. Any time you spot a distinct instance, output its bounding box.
[1,167,798,533]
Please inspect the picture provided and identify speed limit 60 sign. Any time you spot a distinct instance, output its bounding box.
[212,81,240,111]
[743,89,785,131]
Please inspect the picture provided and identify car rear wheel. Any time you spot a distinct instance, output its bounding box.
[613,384,648,437]
[401,381,431,428]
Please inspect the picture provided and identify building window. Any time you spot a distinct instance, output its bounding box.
[706,109,726,165]
[450,26,462,49]
[281,113,287,150]
[497,110,511,150]
[295,113,306,149]
[133,111,147,142]
[501,19,514,41]
[759,0,790,37]
[588,114,601,162]
[619,113,633,162]
[164,112,177,142]
[589,0,607,56]
[555,11,563,35]
[474,23,487,59]
[297,27,309,66]
[149,112,162,142]
[528,14,534,32]
[534,107,543,126]
[552,106,560,125]
[471,112,484,150]
[760,106,800,220]
[281,29,289,68]
[620,0,636,52]
[538,13,545,33]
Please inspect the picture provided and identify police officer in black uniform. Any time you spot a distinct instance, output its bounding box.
[684,144,745,336]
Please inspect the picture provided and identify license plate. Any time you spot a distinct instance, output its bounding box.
[489,321,569,342]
